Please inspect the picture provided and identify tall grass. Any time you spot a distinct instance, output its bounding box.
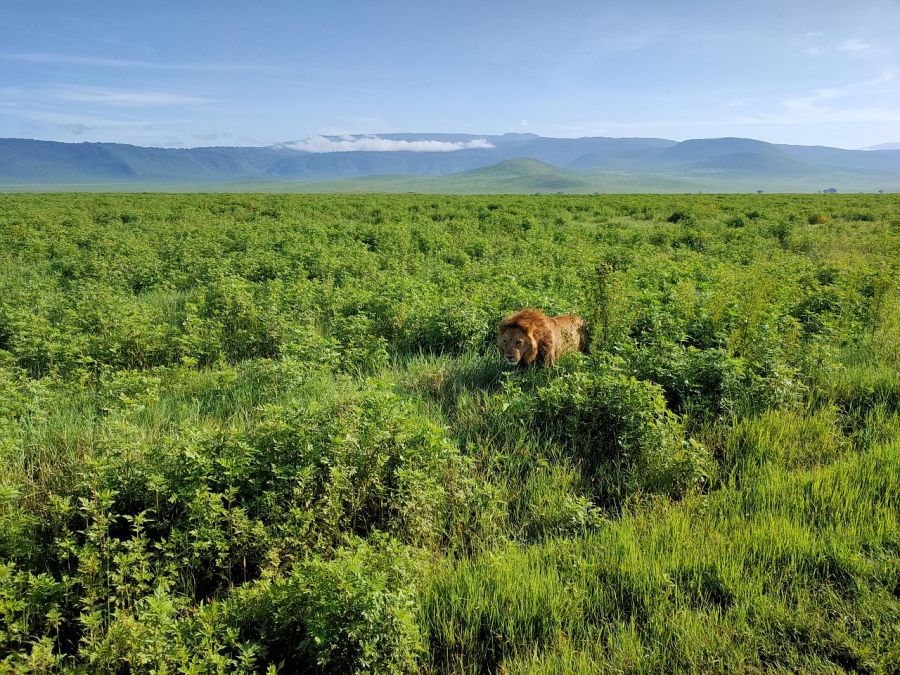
[0,192,897,671]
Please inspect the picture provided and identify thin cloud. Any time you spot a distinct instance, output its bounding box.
[193,132,230,141]
[281,135,494,152]
[0,84,213,109]
[59,86,214,107]
[578,9,669,54]
[595,26,668,53]
[799,35,888,59]
[836,39,873,54]
[0,106,190,129]
[59,123,92,135]
[736,107,900,125]
[736,72,900,125]
[553,70,900,137]
[0,51,271,72]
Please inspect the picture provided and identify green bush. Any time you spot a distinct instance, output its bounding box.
[250,381,491,552]
[178,275,282,365]
[495,361,712,501]
[628,344,802,417]
[299,537,424,673]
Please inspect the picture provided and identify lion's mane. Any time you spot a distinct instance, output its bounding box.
[498,308,565,366]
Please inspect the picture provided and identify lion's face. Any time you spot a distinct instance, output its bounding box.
[498,326,536,367]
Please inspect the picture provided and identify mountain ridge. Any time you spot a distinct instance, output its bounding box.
[1,134,898,192]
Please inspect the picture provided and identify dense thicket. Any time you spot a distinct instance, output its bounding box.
[0,193,897,672]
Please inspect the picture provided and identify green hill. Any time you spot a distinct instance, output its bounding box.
[440,158,595,191]
[256,158,598,194]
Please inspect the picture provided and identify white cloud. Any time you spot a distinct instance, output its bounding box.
[58,86,214,107]
[280,135,494,152]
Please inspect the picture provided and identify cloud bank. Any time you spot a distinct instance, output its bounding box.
[281,135,493,152]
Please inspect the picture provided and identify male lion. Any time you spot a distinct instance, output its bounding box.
[498,308,588,367]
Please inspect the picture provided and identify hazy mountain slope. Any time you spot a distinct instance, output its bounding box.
[660,137,791,163]
[0,139,285,183]
[1,135,897,191]
[860,142,900,151]
[776,144,900,172]
[566,138,678,170]
[684,152,811,176]
[446,158,594,190]
[0,139,138,182]
[281,158,597,194]
[261,158,796,194]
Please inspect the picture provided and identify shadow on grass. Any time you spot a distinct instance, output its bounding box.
[394,350,508,405]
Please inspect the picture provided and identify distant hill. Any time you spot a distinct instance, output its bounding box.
[444,158,594,191]
[1,134,898,192]
[660,137,784,162]
[684,153,809,177]
[263,159,596,194]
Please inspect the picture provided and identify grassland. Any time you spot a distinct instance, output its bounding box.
[0,193,898,672]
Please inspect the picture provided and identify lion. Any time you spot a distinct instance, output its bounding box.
[498,308,588,367]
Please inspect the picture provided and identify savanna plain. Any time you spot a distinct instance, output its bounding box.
[0,192,898,673]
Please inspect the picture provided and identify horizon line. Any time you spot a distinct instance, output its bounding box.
[2,133,897,153]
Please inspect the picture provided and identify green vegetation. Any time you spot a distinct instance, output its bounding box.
[0,192,898,672]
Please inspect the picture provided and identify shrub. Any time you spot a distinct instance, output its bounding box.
[627,345,802,418]
[667,211,695,225]
[398,301,492,354]
[771,221,793,248]
[250,380,490,551]
[0,563,72,666]
[329,313,390,373]
[178,275,281,364]
[495,361,712,501]
[220,536,425,672]
[299,537,424,673]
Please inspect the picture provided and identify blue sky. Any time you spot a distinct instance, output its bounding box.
[1,0,898,149]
